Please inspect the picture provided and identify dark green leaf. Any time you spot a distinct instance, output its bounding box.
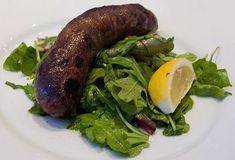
[163,122,190,136]
[192,58,232,100]
[173,96,193,120]
[21,58,37,76]
[135,56,165,71]
[162,96,193,136]
[105,56,147,88]
[80,85,103,112]
[132,36,174,56]
[144,108,169,124]
[189,81,231,100]
[5,81,22,89]
[163,114,190,136]
[103,64,117,83]
[193,58,217,77]
[115,106,147,136]
[217,69,232,87]
[67,109,104,131]
[3,43,39,76]
[5,81,35,101]
[102,35,145,57]
[138,63,154,83]
[81,85,116,112]
[3,42,28,71]
[21,46,37,76]
[198,69,232,88]
[134,52,176,71]
[86,68,105,85]
[106,75,147,115]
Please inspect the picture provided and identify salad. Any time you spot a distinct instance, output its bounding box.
[3,33,232,157]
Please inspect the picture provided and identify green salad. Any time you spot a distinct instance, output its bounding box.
[3,34,232,157]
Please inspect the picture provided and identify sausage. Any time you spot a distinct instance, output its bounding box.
[35,4,158,117]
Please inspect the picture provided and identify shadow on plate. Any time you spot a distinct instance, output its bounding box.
[32,115,68,131]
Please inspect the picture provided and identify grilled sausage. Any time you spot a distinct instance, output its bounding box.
[35,4,158,117]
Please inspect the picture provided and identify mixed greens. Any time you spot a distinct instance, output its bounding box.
[3,34,232,157]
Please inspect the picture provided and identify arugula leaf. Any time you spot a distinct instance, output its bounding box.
[135,56,165,71]
[163,96,193,136]
[190,58,232,99]
[193,58,217,77]
[68,107,149,157]
[103,64,118,83]
[80,85,102,112]
[106,75,147,115]
[81,85,115,112]
[102,35,145,57]
[5,81,35,101]
[189,81,231,99]
[100,34,174,58]
[3,42,28,71]
[115,106,147,136]
[3,43,38,76]
[105,56,147,88]
[173,96,193,120]
[198,69,232,88]
[141,107,169,124]
[163,116,190,136]
[132,36,174,56]
[21,46,37,76]
[86,68,105,85]
[68,108,105,131]
[138,63,154,83]
[111,76,146,103]
[134,52,177,71]
[3,36,56,76]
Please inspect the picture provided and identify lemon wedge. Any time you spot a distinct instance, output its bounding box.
[148,58,195,114]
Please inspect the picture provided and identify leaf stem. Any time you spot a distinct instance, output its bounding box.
[34,40,41,63]
[167,115,176,131]
[209,46,220,62]
[5,81,23,89]
[115,106,148,137]
[35,46,41,63]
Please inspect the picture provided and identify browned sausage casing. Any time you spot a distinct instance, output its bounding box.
[36,4,158,117]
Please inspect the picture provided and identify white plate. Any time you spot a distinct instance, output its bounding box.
[0,0,235,160]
